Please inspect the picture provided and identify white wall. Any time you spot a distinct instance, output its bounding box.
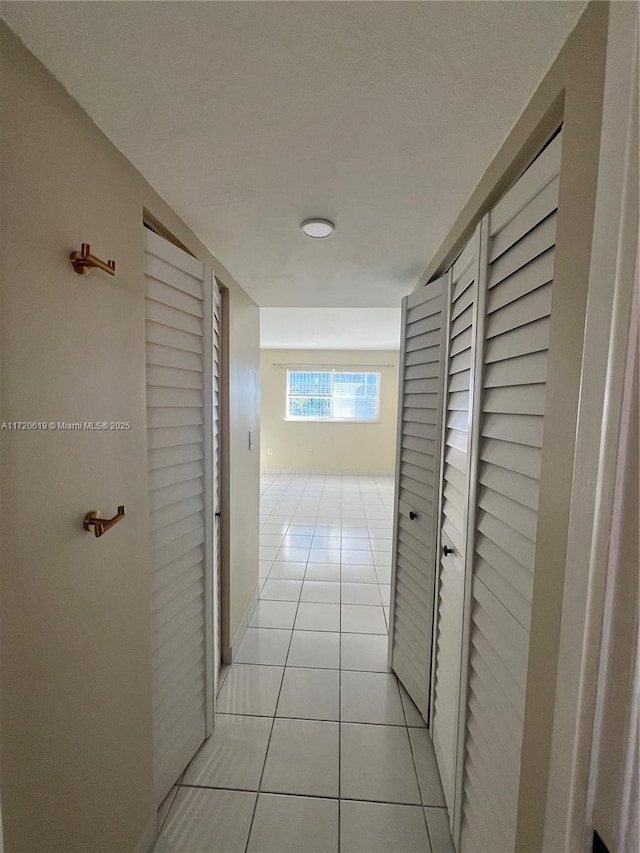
[261,349,399,475]
[0,24,260,853]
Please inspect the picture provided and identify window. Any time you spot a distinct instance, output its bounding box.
[286,369,380,422]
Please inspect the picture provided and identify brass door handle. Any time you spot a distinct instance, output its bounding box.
[84,505,125,538]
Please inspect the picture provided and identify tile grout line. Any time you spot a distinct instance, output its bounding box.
[178,781,440,809]
[337,479,342,853]
[249,623,386,633]
[252,474,399,852]
[217,710,428,729]
[156,772,183,836]
[361,474,386,612]
[243,478,310,853]
[400,680,434,850]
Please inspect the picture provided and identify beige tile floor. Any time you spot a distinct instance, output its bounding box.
[154,474,454,853]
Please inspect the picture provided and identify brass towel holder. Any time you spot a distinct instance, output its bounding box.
[70,243,116,276]
[84,506,125,538]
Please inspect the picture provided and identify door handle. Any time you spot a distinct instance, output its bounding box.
[409,511,418,520]
[443,544,454,556]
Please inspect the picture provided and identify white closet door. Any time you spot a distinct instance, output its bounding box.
[431,228,480,815]
[389,277,447,719]
[459,133,562,852]
[212,282,222,687]
[145,228,214,806]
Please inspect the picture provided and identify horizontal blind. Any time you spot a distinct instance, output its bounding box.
[432,232,478,815]
[460,133,562,852]
[390,278,446,719]
[145,229,209,806]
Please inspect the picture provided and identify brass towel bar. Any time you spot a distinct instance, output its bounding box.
[70,243,116,276]
[84,506,125,538]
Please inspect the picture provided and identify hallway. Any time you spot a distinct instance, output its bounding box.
[154,474,454,853]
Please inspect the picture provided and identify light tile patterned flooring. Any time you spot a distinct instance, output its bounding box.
[155,474,454,853]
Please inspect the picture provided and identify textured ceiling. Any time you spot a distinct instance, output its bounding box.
[2,1,586,308]
[261,308,401,350]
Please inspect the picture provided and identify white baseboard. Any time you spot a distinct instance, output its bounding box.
[222,585,259,664]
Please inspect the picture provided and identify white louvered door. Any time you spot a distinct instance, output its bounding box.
[431,227,480,816]
[145,228,216,807]
[389,277,447,720]
[212,281,222,687]
[457,132,562,851]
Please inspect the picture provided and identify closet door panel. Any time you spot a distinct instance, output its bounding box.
[484,316,550,364]
[462,579,529,853]
[459,132,562,852]
[389,278,447,720]
[487,249,555,311]
[487,212,557,288]
[488,134,562,233]
[489,175,560,262]
[145,229,213,807]
[431,229,480,815]
[485,282,553,338]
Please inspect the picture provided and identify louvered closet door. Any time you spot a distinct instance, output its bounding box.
[212,282,222,685]
[431,228,479,816]
[389,277,447,720]
[144,228,214,806]
[459,132,562,852]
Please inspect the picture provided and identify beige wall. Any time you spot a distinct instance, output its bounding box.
[0,24,259,853]
[260,350,399,475]
[226,291,261,645]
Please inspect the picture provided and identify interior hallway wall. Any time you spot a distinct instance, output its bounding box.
[0,23,259,853]
[260,349,399,475]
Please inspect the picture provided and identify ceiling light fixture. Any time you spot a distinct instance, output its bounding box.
[301,218,335,239]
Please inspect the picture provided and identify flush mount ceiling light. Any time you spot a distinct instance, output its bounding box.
[301,218,335,239]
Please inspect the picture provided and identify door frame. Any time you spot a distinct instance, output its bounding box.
[543,4,639,846]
